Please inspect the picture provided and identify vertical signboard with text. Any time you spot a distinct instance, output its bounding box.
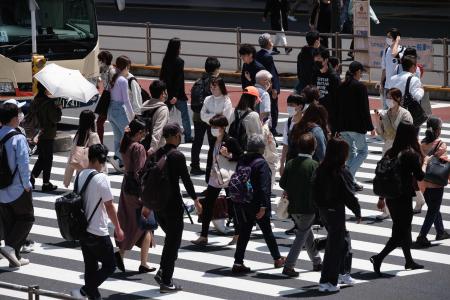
[353,0,370,67]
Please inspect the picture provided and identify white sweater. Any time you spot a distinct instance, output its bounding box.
[390,71,424,102]
[200,95,233,124]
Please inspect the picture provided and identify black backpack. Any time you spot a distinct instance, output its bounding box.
[129,77,151,102]
[373,155,403,198]
[0,130,21,189]
[140,149,175,212]
[190,75,211,113]
[55,171,101,241]
[229,110,250,150]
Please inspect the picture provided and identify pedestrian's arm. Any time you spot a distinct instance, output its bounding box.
[411,78,425,102]
[223,98,234,124]
[369,6,380,24]
[361,85,374,131]
[312,127,326,162]
[130,79,143,112]
[15,137,32,190]
[120,78,134,121]
[176,153,197,200]
[279,162,288,191]
[341,180,362,219]
[200,98,215,124]
[174,59,186,99]
[391,37,401,58]
[258,162,272,209]
[150,107,169,150]
[104,200,124,240]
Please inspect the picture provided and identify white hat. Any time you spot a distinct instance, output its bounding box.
[3,99,26,108]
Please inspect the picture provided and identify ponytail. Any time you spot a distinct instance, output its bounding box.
[119,119,145,154]
[342,70,354,86]
[421,116,442,144]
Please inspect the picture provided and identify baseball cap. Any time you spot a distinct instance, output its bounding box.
[163,122,183,138]
[349,61,367,73]
[258,33,271,47]
[243,86,261,103]
[3,99,26,108]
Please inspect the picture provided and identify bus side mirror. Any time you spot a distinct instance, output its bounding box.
[115,0,125,11]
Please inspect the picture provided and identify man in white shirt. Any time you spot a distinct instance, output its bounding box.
[377,28,405,109]
[71,144,124,300]
[255,70,273,122]
[390,55,424,103]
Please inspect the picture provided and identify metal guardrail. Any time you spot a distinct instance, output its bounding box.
[0,281,78,300]
[97,21,450,87]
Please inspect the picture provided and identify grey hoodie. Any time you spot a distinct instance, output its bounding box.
[141,98,170,151]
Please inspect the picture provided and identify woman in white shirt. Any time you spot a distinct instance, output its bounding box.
[200,77,233,125]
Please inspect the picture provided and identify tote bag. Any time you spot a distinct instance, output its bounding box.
[276,194,289,219]
[69,137,89,170]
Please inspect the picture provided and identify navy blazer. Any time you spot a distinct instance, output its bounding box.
[256,49,280,93]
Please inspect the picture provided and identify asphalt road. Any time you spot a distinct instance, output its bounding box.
[1,78,450,299]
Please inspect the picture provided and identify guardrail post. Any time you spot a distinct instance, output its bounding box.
[444,38,448,88]
[335,32,342,62]
[27,286,34,300]
[236,27,242,72]
[146,22,152,66]
[33,285,40,300]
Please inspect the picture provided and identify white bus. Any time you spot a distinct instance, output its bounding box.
[0,0,99,104]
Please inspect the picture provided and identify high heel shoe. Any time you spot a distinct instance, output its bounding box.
[139,265,157,273]
[114,251,125,272]
[370,255,382,276]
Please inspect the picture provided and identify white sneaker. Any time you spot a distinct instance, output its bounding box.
[0,246,20,267]
[376,211,390,220]
[318,282,340,293]
[288,15,297,22]
[21,241,35,253]
[107,157,124,173]
[338,273,356,285]
[70,288,88,300]
[9,258,30,269]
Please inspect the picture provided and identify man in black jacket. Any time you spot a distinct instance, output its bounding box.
[232,134,285,273]
[190,57,221,175]
[256,33,282,136]
[239,44,266,89]
[149,123,201,293]
[335,61,374,190]
[297,31,321,93]
[312,48,340,130]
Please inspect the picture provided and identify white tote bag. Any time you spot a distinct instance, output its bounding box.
[276,195,290,219]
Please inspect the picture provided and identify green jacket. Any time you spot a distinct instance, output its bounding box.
[279,155,318,215]
[36,96,62,140]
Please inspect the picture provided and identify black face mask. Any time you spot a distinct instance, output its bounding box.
[314,61,324,70]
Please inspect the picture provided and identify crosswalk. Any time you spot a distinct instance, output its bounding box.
[1,115,450,299]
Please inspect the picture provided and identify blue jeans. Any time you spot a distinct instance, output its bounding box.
[108,101,129,163]
[175,100,192,140]
[420,187,445,237]
[340,131,368,178]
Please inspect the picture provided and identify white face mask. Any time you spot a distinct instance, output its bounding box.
[287,106,296,117]
[211,128,221,137]
[18,112,24,124]
[386,99,396,109]
[386,37,393,46]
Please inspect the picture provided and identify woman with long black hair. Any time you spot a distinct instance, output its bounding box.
[371,121,425,276]
[63,110,101,188]
[313,137,362,293]
[115,119,155,273]
[159,37,193,143]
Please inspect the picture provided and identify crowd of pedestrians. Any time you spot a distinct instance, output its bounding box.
[0,20,449,299]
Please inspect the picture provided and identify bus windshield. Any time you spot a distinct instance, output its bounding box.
[0,0,97,46]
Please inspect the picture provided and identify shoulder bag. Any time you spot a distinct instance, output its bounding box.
[402,76,427,127]
[424,141,450,186]
[69,135,90,171]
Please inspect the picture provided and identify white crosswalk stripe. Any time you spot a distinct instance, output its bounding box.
[1,119,450,299]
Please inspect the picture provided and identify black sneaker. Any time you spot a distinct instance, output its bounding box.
[114,251,125,272]
[313,263,323,272]
[272,131,283,137]
[232,264,251,274]
[160,282,182,294]
[271,48,280,55]
[184,137,194,144]
[190,168,206,176]
[285,47,293,55]
[42,182,57,192]
[436,231,450,241]
[285,226,296,235]
[282,267,299,277]
[415,235,432,248]
[354,183,363,192]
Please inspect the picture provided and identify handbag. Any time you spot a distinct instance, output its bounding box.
[424,141,450,186]
[94,90,111,116]
[276,194,289,219]
[215,151,237,188]
[69,136,89,170]
[124,172,140,196]
[136,207,158,231]
[402,76,427,127]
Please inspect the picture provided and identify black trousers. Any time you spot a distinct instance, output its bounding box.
[319,207,346,285]
[0,190,34,258]
[155,210,184,285]
[80,233,116,299]
[200,186,230,237]
[191,120,213,170]
[32,139,54,183]
[377,197,414,264]
[234,204,281,264]
[270,94,279,134]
